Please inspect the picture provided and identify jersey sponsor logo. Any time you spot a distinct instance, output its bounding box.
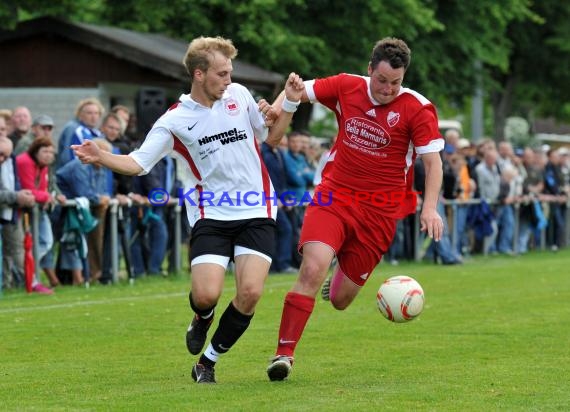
[224,98,240,116]
[387,111,400,127]
[197,127,247,146]
[344,117,390,151]
[187,121,198,131]
[366,108,376,118]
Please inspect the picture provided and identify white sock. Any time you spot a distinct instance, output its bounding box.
[203,344,220,363]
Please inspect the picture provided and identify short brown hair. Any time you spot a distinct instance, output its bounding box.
[27,136,54,162]
[111,105,130,116]
[102,112,125,130]
[370,37,411,71]
[182,36,237,81]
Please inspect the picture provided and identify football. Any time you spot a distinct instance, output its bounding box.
[376,275,425,323]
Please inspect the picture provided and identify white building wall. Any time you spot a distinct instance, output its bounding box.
[0,87,101,144]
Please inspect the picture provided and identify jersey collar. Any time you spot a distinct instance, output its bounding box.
[179,90,232,110]
[365,77,405,106]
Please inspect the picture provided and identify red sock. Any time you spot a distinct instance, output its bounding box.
[275,292,315,358]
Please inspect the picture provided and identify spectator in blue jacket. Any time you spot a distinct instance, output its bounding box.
[283,131,315,203]
[57,98,103,169]
[56,138,111,284]
[283,131,315,267]
[261,138,295,273]
[544,149,567,250]
[129,156,168,277]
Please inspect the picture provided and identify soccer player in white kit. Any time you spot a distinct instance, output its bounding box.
[72,36,304,384]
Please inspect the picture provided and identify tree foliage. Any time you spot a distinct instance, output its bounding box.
[504,0,570,122]
[2,0,570,136]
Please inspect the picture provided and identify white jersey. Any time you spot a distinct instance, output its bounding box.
[130,83,276,226]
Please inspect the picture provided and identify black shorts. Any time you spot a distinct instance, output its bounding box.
[190,218,276,262]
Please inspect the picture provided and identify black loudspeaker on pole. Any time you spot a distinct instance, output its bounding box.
[136,87,167,137]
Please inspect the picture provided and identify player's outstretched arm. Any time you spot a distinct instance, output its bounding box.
[271,77,311,111]
[419,151,444,241]
[71,140,143,176]
[265,72,305,147]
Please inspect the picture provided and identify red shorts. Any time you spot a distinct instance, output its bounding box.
[298,196,397,286]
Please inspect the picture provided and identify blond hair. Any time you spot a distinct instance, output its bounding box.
[0,109,13,123]
[74,98,105,119]
[182,36,237,81]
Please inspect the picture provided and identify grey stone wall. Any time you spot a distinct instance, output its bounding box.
[0,87,101,144]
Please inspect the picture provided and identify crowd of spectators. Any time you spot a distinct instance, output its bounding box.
[0,99,185,294]
[406,129,570,264]
[1,99,569,295]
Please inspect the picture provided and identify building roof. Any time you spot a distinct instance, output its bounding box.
[533,117,570,135]
[0,16,284,90]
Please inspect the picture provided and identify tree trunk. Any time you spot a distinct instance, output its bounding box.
[491,76,516,141]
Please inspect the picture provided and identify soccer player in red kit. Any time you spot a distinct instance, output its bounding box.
[267,37,445,381]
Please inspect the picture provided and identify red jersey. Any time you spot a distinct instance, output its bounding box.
[306,73,444,218]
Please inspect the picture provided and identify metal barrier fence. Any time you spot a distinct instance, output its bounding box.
[424,197,570,261]
[29,199,183,285]
[25,196,568,282]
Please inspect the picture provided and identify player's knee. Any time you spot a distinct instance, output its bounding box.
[236,284,263,307]
[192,294,218,309]
[299,260,328,287]
[191,289,221,308]
[302,255,330,276]
[330,296,350,311]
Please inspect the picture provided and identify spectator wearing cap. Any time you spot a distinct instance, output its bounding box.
[14,114,55,155]
[558,147,570,156]
[457,138,471,151]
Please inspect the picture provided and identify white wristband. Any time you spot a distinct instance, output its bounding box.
[282,97,301,113]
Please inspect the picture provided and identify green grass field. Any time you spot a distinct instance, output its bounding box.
[2,250,570,411]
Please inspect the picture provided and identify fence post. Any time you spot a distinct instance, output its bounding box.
[0,223,3,295]
[109,200,119,283]
[32,204,40,279]
[513,202,520,253]
[414,205,421,262]
[174,203,182,273]
[540,201,546,250]
[450,201,458,254]
[566,198,570,247]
